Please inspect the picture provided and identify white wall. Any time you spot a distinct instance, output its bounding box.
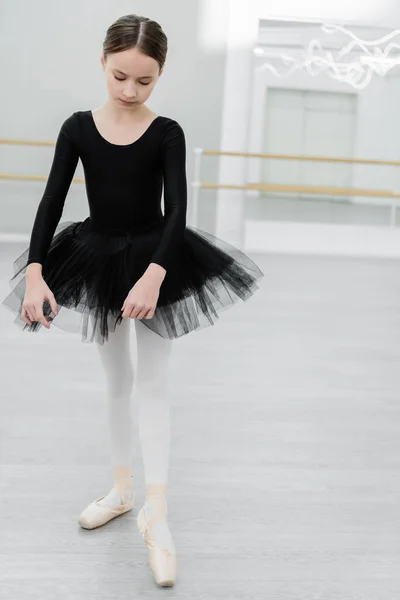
[255,0,400,27]
[353,77,400,196]
[3,0,400,257]
[0,0,230,235]
[215,0,400,255]
[249,64,400,199]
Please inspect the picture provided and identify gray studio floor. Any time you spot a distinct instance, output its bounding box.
[1,241,400,600]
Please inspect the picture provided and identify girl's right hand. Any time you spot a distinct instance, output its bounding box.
[22,278,58,329]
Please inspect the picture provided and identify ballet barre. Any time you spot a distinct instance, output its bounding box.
[0,138,56,147]
[191,147,400,228]
[200,149,400,167]
[0,138,80,182]
[1,173,397,199]
[1,136,400,226]
[0,173,85,184]
[201,182,400,198]
[2,137,400,166]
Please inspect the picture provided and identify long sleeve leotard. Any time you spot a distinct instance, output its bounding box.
[26,110,187,272]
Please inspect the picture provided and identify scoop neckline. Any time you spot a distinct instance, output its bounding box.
[88,110,160,147]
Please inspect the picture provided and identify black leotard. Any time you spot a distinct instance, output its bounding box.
[27,110,187,271]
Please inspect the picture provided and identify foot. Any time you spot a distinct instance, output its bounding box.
[97,477,134,508]
[78,475,135,529]
[137,495,177,587]
[142,499,175,552]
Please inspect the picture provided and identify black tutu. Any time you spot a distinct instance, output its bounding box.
[2,217,264,343]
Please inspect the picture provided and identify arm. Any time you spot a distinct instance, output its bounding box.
[27,114,79,268]
[147,120,187,277]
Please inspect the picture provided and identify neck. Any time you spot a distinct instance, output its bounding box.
[101,100,151,123]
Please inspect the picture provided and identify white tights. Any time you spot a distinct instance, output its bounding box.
[93,316,175,551]
[95,315,173,487]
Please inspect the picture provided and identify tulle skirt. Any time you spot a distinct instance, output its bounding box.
[1,217,264,343]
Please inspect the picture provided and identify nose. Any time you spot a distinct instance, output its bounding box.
[122,84,137,100]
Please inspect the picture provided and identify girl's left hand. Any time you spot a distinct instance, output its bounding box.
[121,277,160,320]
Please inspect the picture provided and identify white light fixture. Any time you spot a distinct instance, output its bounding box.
[255,24,400,89]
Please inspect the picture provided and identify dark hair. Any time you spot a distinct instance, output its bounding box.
[102,14,168,72]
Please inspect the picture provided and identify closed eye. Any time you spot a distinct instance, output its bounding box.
[114,76,151,85]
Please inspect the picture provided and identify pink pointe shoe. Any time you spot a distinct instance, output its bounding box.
[137,494,177,587]
[78,475,135,530]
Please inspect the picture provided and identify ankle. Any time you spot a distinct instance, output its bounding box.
[145,484,168,519]
[145,483,167,500]
[113,466,133,481]
[113,466,134,499]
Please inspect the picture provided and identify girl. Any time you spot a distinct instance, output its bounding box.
[2,14,263,588]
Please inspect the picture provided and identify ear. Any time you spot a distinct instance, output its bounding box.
[100,54,106,71]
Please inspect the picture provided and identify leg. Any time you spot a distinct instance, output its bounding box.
[135,319,177,586]
[135,318,172,486]
[78,315,136,528]
[94,315,135,507]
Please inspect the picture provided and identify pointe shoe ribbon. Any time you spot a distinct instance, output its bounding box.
[137,503,177,587]
[78,476,134,530]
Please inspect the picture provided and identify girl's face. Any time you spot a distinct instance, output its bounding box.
[101,46,161,110]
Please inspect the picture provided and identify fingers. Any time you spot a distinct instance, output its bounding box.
[134,304,156,319]
[22,283,58,329]
[122,303,155,320]
[23,304,36,323]
[34,307,51,329]
[121,302,140,319]
[128,305,141,319]
[121,305,131,319]
[133,307,155,319]
[47,292,59,316]
[22,304,50,329]
[133,306,148,319]
[21,306,32,325]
